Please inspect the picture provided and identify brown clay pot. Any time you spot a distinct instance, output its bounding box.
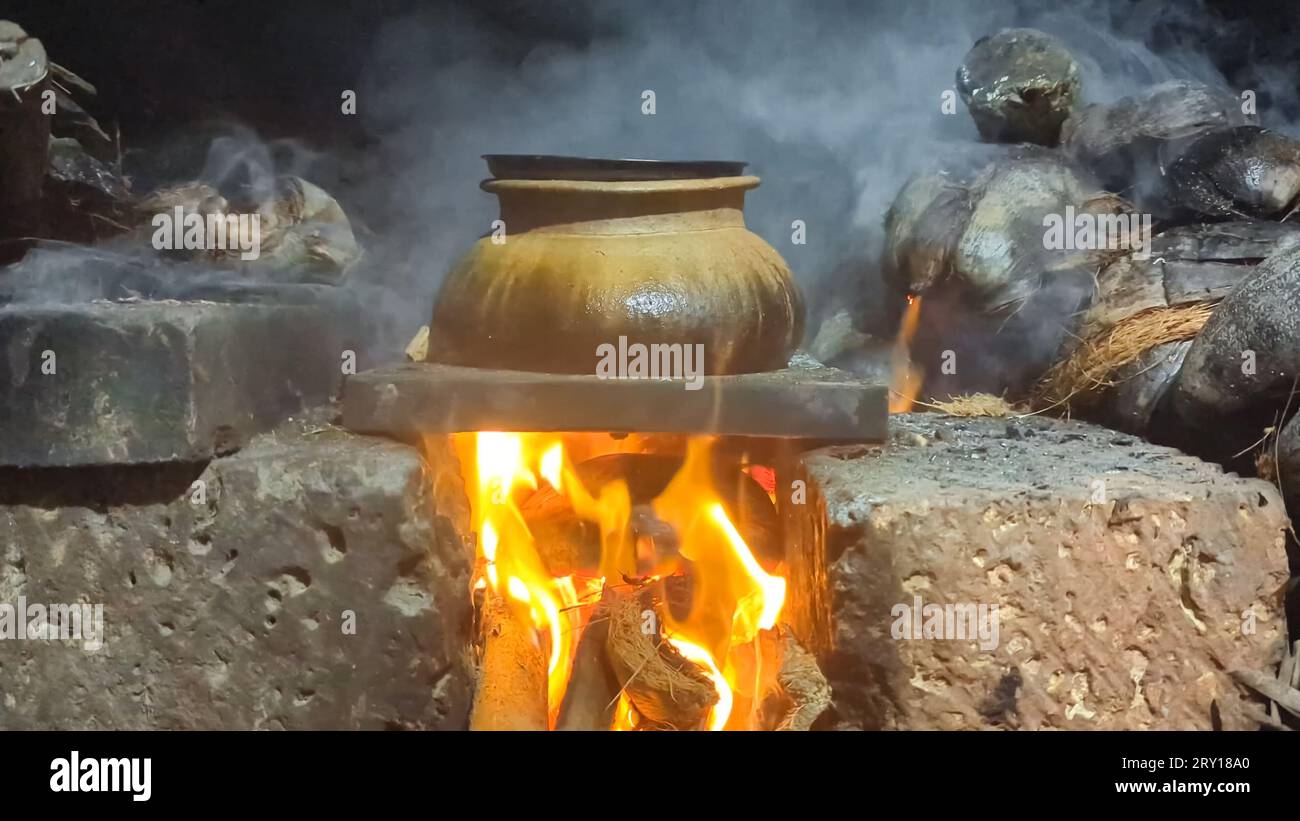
[428,167,804,375]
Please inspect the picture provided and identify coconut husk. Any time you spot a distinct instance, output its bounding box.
[759,625,831,731]
[249,176,362,280]
[603,590,716,730]
[469,594,548,731]
[134,175,361,282]
[1034,302,1215,410]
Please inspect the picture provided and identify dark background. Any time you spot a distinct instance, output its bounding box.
[8,0,1298,164]
[5,0,1299,333]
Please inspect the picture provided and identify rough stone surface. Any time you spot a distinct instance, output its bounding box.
[0,286,361,467]
[0,414,474,729]
[785,413,1291,730]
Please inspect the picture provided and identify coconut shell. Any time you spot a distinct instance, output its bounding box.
[1165,127,1300,220]
[885,149,1122,313]
[1061,80,1253,214]
[956,28,1080,146]
[883,171,971,296]
[1277,412,1300,516]
[1170,244,1300,453]
[1087,339,1192,436]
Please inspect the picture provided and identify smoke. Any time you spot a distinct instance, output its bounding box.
[343,0,1266,350]
[3,0,1277,352]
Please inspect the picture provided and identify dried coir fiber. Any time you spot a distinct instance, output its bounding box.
[604,590,717,730]
[921,393,1022,418]
[1033,302,1215,410]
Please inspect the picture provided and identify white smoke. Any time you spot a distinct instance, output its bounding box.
[346,0,1262,348]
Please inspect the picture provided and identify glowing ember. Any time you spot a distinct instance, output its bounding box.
[452,431,789,730]
[890,293,924,413]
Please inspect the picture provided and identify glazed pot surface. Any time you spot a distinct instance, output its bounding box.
[429,173,804,376]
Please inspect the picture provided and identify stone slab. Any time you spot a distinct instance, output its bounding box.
[784,412,1291,730]
[0,286,360,467]
[340,353,888,441]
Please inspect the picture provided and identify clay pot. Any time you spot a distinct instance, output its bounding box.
[428,162,804,375]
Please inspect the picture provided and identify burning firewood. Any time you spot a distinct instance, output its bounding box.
[555,593,619,731]
[757,626,831,731]
[520,452,781,577]
[956,28,1080,147]
[603,588,717,730]
[469,594,549,731]
[0,21,51,257]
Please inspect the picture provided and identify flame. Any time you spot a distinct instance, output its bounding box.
[454,432,580,721]
[652,438,787,730]
[452,431,788,730]
[539,443,563,490]
[667,636,732,731]
[890,293,924,412]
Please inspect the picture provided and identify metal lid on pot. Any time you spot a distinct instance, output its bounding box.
[483,154,748,182]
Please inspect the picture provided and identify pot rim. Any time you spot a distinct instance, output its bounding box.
[481,175,761,195]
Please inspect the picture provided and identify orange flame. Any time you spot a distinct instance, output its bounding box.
[890,293,924,412]
[454,432,581,722]
[453,432,786,731]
